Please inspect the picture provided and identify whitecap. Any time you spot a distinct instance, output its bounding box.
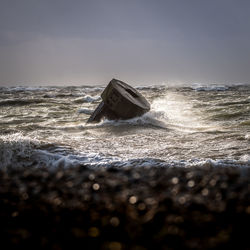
[73,95,101,103]
[191,84,230,91]
[0,133,40,168]
[1,133,250,170]
[5,86,54,92]
[240,155,250,162]
[245,134,250,140]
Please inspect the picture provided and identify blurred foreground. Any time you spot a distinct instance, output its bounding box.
[0,165,250,249]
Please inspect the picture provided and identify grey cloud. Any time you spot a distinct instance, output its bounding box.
[0,0,250,85]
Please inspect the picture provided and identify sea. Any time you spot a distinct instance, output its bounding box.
[1,83,250,170]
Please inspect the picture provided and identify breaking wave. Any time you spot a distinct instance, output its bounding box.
[191,84,230,91]
[80,91,221,133]
[74,95,101,103]
[1,132,250,171]
[1,83,250,171]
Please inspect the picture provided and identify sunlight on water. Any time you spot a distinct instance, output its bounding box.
[151,92,219,132]
[0,84,250,168]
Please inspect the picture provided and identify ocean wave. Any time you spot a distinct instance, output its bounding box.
[82,92,219,132]
[78,108,94,115]
[0,133,120,169]
[190,83,250,92]
[245,134,250,140]
[191,84,230,91]
[73,95,101,103]
[210,111,250,120]
[82,111,169,130]
[1,86,54,92]
[239,120,250,127]
[83,87,104,93]
[1,147,250,171]
[0,133,40,168]
[136,85,167,91]
[1,133,250,169]
[0,98,45,106]
[240,154,250,162]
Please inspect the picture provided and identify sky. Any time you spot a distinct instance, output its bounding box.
[0,0,250,86]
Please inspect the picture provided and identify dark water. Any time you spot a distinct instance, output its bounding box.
[0,84,250,169]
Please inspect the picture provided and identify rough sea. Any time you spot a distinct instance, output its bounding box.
[1,83,250,169]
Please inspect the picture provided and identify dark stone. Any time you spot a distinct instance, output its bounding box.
[1,166,250,249]
[87,79,150,123]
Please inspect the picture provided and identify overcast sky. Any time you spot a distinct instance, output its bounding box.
[0,0,250,86]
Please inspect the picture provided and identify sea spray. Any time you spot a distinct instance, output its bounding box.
[0,84,250,169]
[0,133,39,168]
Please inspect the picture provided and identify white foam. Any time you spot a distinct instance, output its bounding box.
[150,93,219,132]
[30,149,125,169]
[0,133,123,169]
[5,86,53,92]
[136,85,167,91]
[161,158,250,168]
[81,92,220,132]
[83,87,104,93]
[97,113,167,129]
[33,150,83,168]
[1,133,250,169]
[191,84,229,91]
[74,95,101,103]
[240,154,250,162]
[86,157,250,168]
[0,133,40,168]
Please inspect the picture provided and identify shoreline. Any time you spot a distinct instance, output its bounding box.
[1,165,250,249]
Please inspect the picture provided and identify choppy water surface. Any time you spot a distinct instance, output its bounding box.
[0,84,250,169]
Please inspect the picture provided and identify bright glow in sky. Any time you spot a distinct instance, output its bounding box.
[0,0,250,85]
